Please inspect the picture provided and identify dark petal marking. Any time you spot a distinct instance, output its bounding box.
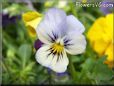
[64,43,73,46]
[47,31,58,42]
[64,43,74,50]
[46,47,64,63]
[52,31,58,40]
[47,52,52,57]
[46,47,52,52]
[53,51,57,55]
[64,38,71,44]
[46,48,56,57]
[64,39,70,44]
[39,30,52,43]
[47,33,55,42]
[45,49,55,64]
[56,53,61,62]
[46,48,52,57]
[56,52,64,62]
[60,52,63,59]
[63,38,73,47]
[56,55,60,62]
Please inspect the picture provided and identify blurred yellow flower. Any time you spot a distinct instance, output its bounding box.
[22,11,42,37]
[87,14,113,68]
[44,1,54,7]
[82,0,87,3]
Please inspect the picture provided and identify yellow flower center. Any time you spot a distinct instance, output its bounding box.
[51,43,64,54]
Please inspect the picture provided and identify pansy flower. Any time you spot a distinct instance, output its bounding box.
[22,11,42,37]
[87,14,113,68]
[35,8,86,73]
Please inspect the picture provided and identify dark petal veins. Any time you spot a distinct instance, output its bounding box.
[47,31,58,42]
[63,38,73,48]
[64,39,71,44]
[56,52,63,62]
[52,31,58,41]
[45,48,55,65]
[46,48,53,57]
[47,33,55,42]
[46,47,64,63]
[47,52,52,57]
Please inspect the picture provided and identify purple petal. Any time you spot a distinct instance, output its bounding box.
[36,8,67,44]
[47,68,69,76]
[2,13,21,28]
[100,0,114,15]
[56,71,69,76]
[34,39,43,50]
[44,8,67,37]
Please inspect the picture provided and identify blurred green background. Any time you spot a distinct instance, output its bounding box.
[1,0,114,85]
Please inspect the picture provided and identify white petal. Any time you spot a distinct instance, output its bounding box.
[35,45,53,67]
[64,31,86,55]
[67,15,85,33]
[50,51,69,73]
[35,45,69,73]
[36,8,67,44]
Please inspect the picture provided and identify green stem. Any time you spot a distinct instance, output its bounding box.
[49,73,52,84]
[68,55,78,83]
[47,69,52,84]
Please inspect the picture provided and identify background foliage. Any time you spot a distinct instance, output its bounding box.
[1,0,114,85]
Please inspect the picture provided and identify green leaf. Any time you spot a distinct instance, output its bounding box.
[7,47,16,58]
[81,58,95,72]
[91,56,113,84]
[18,44,32,68]
[68,55,81,83]
[21,62,35,76]
[71,55,81,63]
